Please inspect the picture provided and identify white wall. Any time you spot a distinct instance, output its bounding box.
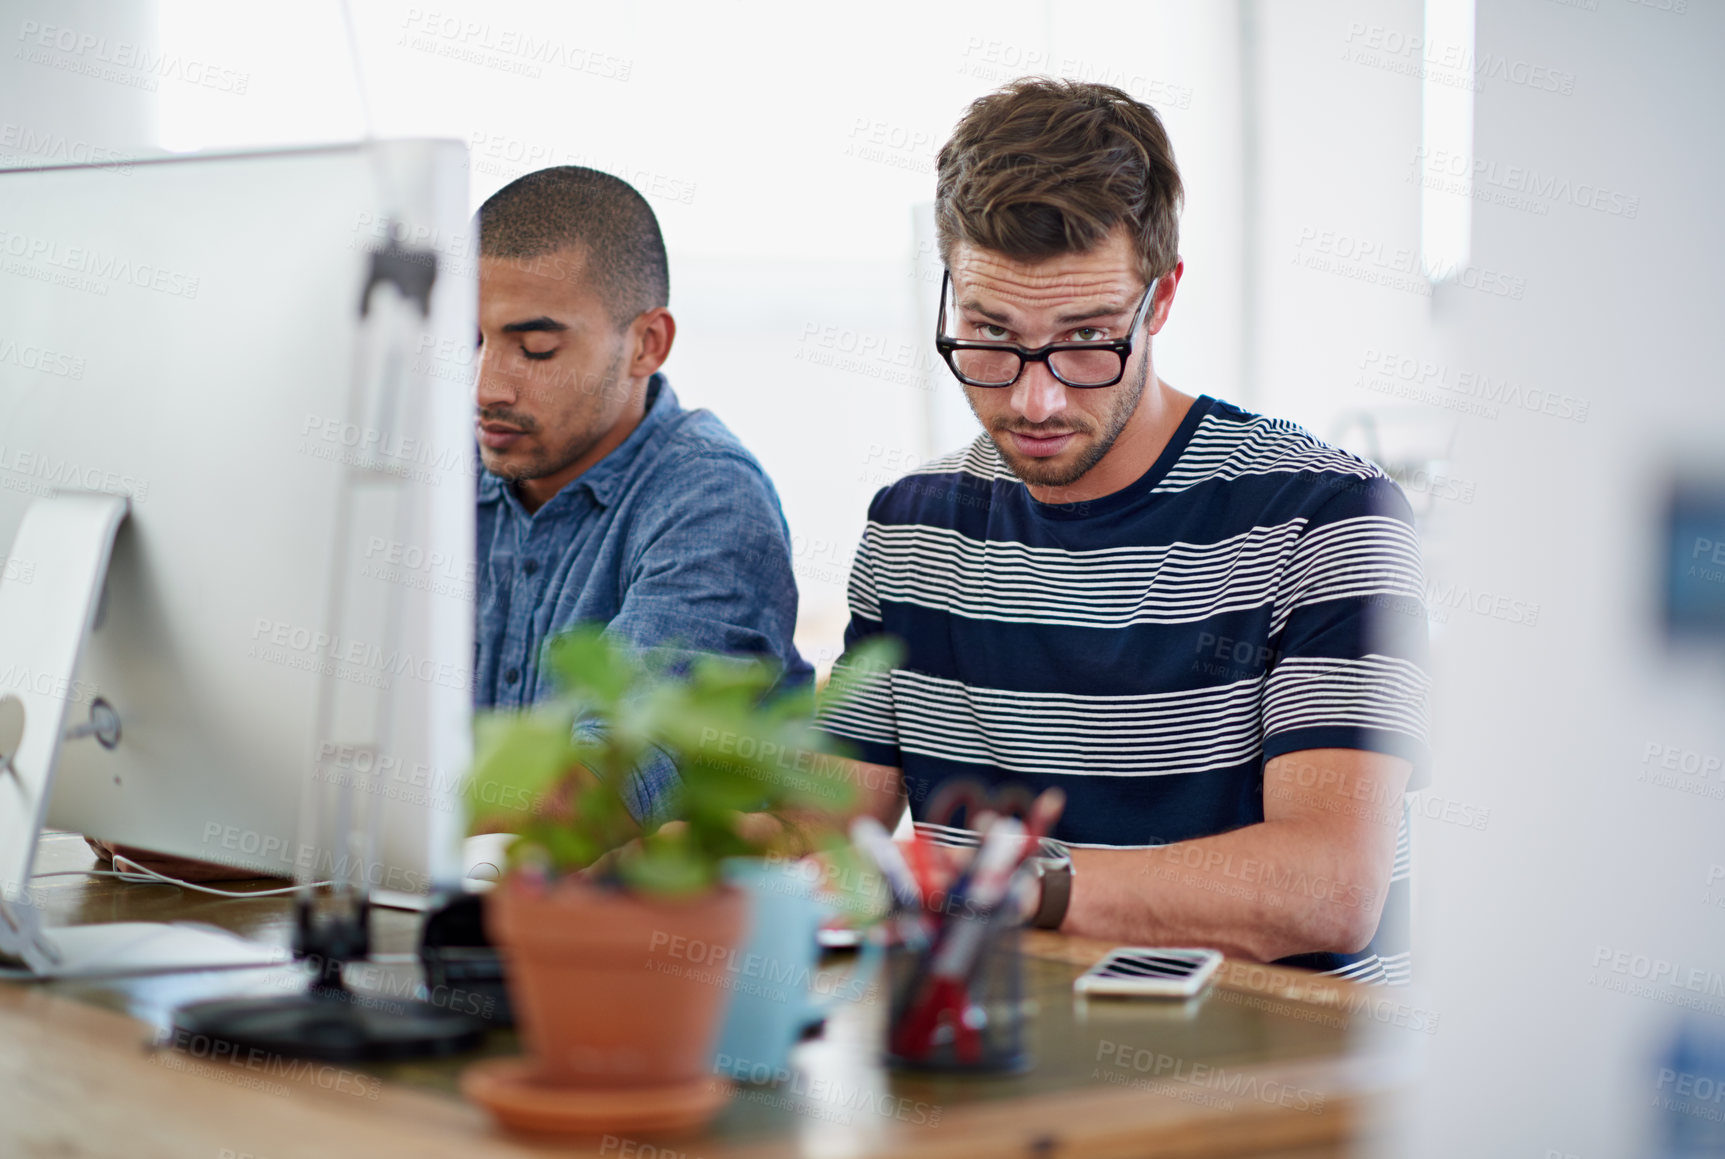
[1396,1,1725,1153]
[1247,3,1725,1151]
[138,0,1247,666]
[1249,0,1433,431]
[0,1,158,164]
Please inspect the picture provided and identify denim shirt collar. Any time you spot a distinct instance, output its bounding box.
[478,373,676,517]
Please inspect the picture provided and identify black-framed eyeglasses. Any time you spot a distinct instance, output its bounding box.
[934,269,1159,389]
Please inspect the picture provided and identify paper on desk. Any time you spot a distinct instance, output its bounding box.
[0,921,286,980]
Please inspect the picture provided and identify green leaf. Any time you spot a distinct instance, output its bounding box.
[619,834,714,898]
[466,707,580,823]
[545,625,638,703]
[467,623,906,896]
[530,821,606,874]
[687,651,778,703]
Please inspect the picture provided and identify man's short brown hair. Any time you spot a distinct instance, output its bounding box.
[935,79,1183,285]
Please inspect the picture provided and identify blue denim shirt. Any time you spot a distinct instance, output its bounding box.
[475,374,810,820]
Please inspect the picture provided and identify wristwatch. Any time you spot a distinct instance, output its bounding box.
[1030,842,1074,930]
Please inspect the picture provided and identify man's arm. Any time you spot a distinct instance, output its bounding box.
[1060,468,1424,959]
[849,760,907,828]
[728,755,902,858]
[782,755,904,835]
[599,757,903,868]
[792,749,1409,961]
[607,449,803,673]
[1061,748,1410,961]
[588,448,806,824]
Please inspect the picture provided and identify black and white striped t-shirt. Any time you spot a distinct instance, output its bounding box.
[818,395,1430,983]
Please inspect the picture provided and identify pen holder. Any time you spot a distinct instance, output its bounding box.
[882,905,1029,1074]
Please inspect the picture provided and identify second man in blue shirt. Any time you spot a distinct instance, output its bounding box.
[472,166,810,821]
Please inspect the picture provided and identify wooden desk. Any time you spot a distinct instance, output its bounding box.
[2,832,1414,1158]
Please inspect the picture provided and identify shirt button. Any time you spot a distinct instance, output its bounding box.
[505,668,520,685]
[522,559,538,576]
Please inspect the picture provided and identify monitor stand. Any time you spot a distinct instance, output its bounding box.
[171,886,485,1062]
[0,493,483,1055]
[0,492,282,978]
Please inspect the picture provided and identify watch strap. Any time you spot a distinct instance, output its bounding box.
[1032,856,1073,930]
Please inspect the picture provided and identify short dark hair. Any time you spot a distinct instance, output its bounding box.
[477,166,669,326]
[935,78,1183,285]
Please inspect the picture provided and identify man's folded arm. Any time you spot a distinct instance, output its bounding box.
[1065,479,1428,959]
[1061,747,1410,961]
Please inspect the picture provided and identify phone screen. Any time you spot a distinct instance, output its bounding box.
[1094,950,1212,979]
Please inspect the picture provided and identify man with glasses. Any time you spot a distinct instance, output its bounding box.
[818,80,1429,983]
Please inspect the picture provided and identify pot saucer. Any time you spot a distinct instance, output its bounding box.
[460,1056,733,1136]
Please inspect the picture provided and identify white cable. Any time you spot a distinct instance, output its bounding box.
[31,870,163,881]
[336,0,377,143]
[113,855,334,897]
[335,0,406,215]
[30,857,336,899]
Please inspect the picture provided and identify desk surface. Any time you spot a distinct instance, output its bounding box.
[3,832,1414,1158]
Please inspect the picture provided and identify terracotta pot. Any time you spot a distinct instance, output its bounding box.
[487,876,747,1089]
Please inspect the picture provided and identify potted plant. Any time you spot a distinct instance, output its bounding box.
[457,626,890,1135]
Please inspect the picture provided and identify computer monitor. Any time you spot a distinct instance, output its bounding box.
[0,141,476,937]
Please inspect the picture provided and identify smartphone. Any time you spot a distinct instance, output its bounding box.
[1073,947,1223,998]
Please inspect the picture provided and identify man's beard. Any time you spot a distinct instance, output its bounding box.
[479,347,629,482]
[976,354,1148,489]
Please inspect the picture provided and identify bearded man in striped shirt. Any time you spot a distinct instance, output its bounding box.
[816,79,1430,983]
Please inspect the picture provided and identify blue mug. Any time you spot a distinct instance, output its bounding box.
[711,856,881,1085]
